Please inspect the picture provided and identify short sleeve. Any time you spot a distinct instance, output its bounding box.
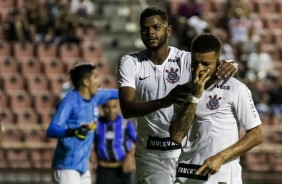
[178,50,192,85]
[118,55,137,89]
[233,84,262,131]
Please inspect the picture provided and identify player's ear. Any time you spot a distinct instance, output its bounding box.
[167,25,172,37]
[83,78,90,87]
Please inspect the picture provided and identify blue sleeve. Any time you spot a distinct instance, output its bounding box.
[126,121,137,142]
[46,96,74,138]
[95,88,119,105]
[103,88,118,99]
[46,123,67,138]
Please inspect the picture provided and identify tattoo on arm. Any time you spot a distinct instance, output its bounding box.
[170,103,197,143]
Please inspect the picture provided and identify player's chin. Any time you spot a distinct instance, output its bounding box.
[146,44,159,50]
[144,40,157,46]
[91,89,99,96]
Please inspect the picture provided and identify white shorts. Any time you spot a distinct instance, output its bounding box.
[135,155,178,184]
[51,169,91,184]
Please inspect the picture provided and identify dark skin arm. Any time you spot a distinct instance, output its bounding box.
[119,83,193,119]
[196,125,262,175]
[119,87,165,119]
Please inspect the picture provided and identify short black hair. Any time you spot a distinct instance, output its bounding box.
[191,33,222,55]
[69,63,96,89]
[140,7,168,25]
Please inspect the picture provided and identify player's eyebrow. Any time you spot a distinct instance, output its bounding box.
[192,59,214,65]
[141,23,161,28]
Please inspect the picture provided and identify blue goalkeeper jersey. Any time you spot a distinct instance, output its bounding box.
[94,115,136,162]
[47,89,118,174]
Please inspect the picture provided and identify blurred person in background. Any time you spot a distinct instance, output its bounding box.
[27,4,55,43]
[0,117,2,148]
[3,9,35,43]
[53,6,81,45]
[247,44,273,80]
[70,0,95,26]
[268,76,282,125]
[227,0,252,58]
[93,99,136,184]
[46,64,118,184]
[212,28,235,61]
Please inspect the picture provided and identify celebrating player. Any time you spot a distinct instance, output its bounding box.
[173,33,262,184]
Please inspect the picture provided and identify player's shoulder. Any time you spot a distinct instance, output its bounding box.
[169,47,191,65]
[59,90,79,107]
[120,50,147,63]
[63,90,77,100]
[228,77,246,87]
[170,46,191,57]
[216,77,248,92]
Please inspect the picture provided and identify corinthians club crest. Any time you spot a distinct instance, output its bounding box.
[207,95,222,110]
[165,67,180,84]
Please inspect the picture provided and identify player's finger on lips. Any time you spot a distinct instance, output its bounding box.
[194,66,201,82]
[199,69,210,81]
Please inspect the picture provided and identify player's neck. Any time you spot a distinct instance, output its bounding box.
[78,88,92,100]
[147,45,170,65]
[205,75,218,89]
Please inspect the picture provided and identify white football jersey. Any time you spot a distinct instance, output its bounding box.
[176,77,262,183]
[118,46,192,158]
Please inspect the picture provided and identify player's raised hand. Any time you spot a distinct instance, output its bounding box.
[216,60,238,79]
[192,66,210,98]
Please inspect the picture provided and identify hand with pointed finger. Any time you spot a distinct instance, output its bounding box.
[192,66,210,98]
[216,60,238,79]
[195,154,225,176]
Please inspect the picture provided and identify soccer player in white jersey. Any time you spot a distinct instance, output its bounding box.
[172,33,263,184]
[118,7,237,184]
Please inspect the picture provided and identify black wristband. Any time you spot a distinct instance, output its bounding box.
[65,128,75,137]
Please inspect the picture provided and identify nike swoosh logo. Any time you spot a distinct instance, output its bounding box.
[139,76,150,80]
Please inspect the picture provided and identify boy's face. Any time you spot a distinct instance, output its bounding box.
[87,69,100,96]
[191,51,219,81]
[102,99,120,121]
[140,15,171,50]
